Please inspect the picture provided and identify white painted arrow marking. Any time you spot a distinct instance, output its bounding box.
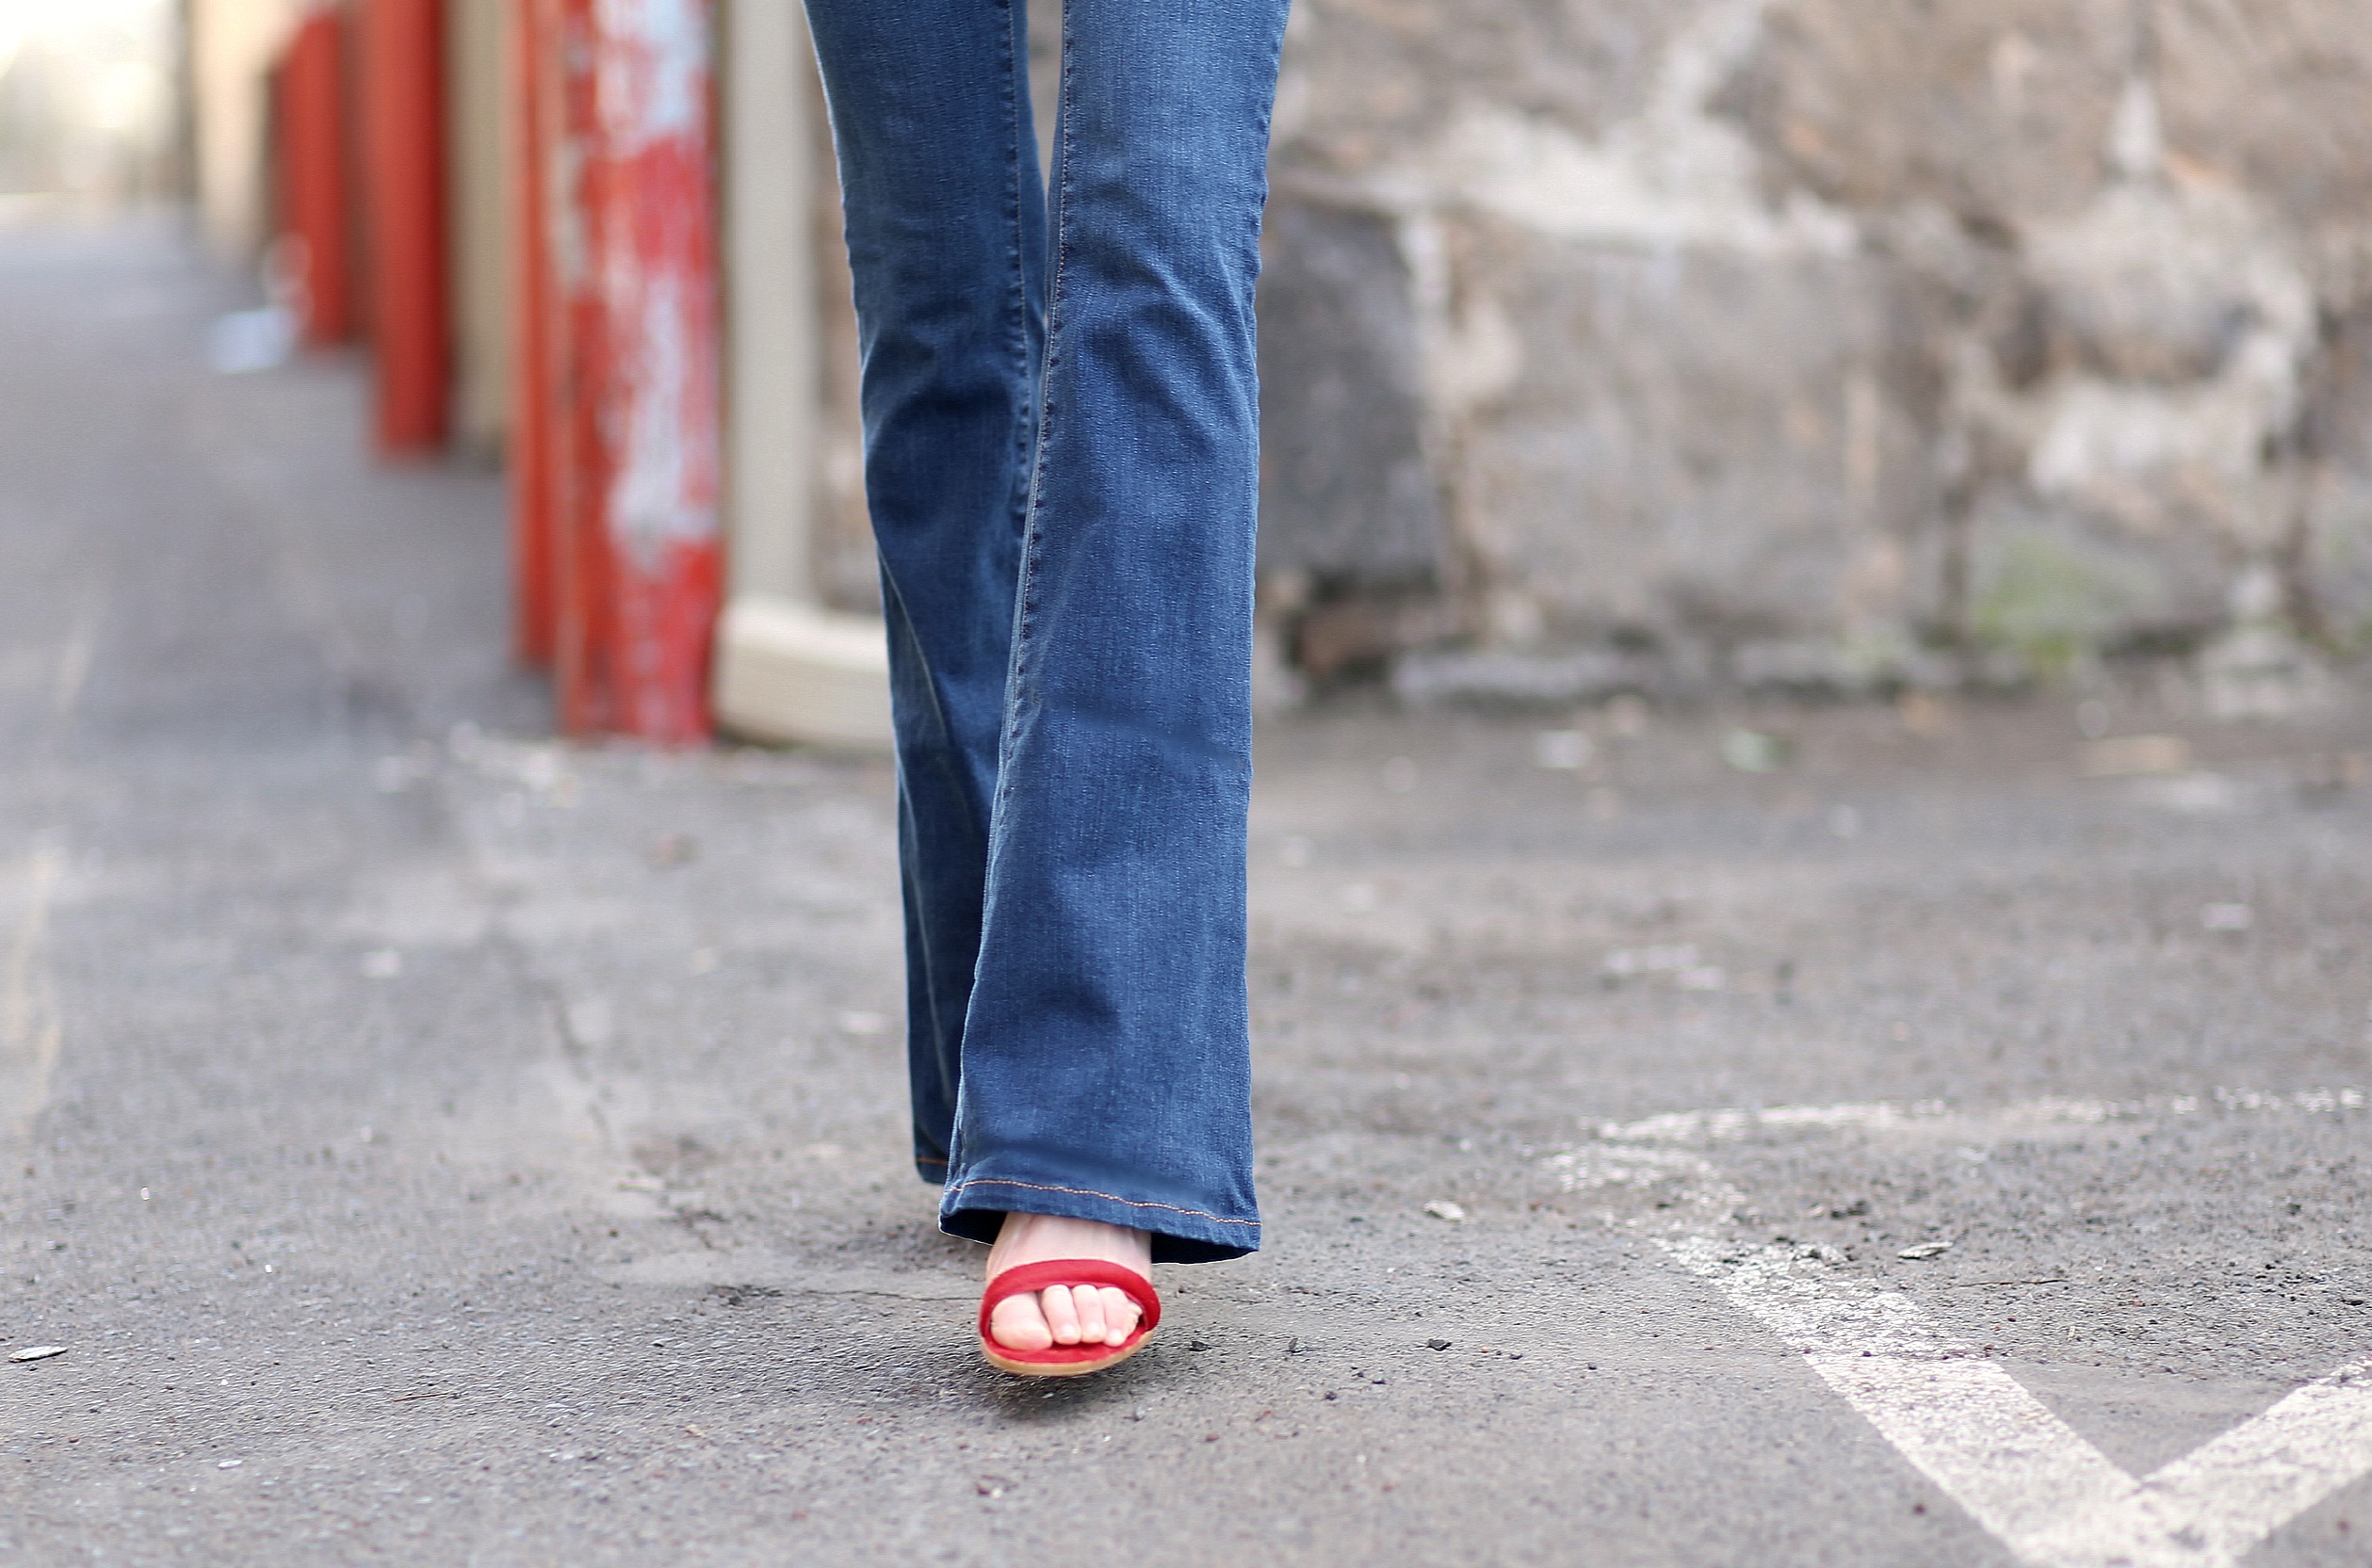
[1671,1237,2372,1568]
[1554,1095,2372,1567]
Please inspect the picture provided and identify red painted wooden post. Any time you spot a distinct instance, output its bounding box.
[545,0,723,743]
[273,8,356,346]
[510,0,559,666]
[549,0,605,734]
[359,0,451,454]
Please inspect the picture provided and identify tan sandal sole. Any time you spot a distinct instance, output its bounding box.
[980,1331,1154,1379]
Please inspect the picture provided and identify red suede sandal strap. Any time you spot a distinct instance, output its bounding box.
[978,1259,1161,1366]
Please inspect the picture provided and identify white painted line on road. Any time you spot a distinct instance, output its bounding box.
[1556,1097,2372,1568]
[1597,1089,2366,1146]
[1,844,65,1140]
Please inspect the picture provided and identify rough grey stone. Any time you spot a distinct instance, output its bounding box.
[2155,0,2372,228]
[1716,0,2132,226]
[1257,200,1444,586]
[1253,0,2372,688]
[1389,642,1665,709]
[1450,237,1938,649]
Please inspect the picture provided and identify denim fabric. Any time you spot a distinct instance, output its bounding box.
[802,0,1287,1263]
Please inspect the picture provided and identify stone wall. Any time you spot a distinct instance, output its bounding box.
[1254,0,2372,702]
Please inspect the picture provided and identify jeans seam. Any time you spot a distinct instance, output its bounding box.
[991,5,1077,818]
[999,0,1036,540]
[944,1177,1260,1229]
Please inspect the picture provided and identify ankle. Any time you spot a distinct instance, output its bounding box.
[986,1211,1152,1275]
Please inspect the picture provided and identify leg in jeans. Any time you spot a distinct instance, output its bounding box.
[944,0,1286,1266]
[803,0,1287,1273]
[800,0,1045,1189]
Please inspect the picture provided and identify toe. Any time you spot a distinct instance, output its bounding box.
[1041,1285,1083,1346]
[1096,1285,1139,1341]
[1070,1284,1108,1345]
[988,1292,1053,1352]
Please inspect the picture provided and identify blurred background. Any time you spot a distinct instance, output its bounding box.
[0,0,180,205]
[8,0,2370,742]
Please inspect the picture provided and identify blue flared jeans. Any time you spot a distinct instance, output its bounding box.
[800,0,1287,1262]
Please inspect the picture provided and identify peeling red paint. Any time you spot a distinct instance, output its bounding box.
[540,0,723,744]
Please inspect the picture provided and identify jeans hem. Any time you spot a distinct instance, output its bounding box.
[939,1175,1259,1264]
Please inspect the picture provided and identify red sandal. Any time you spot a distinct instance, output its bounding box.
[977,1259,1162,1378]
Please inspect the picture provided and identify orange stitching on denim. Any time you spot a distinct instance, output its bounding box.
[944,1178,1259,1228]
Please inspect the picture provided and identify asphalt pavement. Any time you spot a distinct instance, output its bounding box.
[2,218,2369,1567]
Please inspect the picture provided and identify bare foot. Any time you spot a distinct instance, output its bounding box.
[983,1212,1152,1351]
